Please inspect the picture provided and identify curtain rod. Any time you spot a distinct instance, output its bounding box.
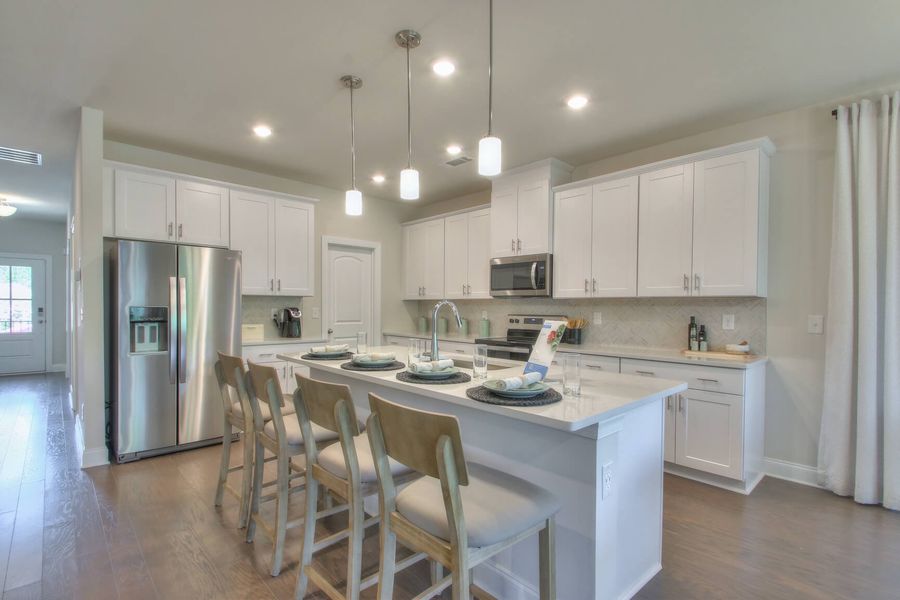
[831,106,895,119]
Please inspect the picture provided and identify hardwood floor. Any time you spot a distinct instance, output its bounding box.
[0,372,898,599]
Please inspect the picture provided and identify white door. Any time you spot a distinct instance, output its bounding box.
[229,191,275,295]
[325,244,374,348]
[637,164,694,297]
[274,199,315,296]
[422,219,445,299]
[553,186,592,298]
[176,180,230,247]
[0,257,46,374]
[114,169,176,242]
[444,213,469,299]
[675,389,743,480]
[692,149,760,296]
[592,176,639,297]
[516,179,551,255]
[490,186,518,257]
[403,223,425,299]
[466,208,492,298]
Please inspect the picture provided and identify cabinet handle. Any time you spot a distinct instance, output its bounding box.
[585,364,603,370]
[584,278,589,293]
[168,222,173,237]
[511,238,516,252]
[462,283,466,295]
[683,274,689,292]
[178,224,183,238]
[635,370,655,376]
[678,395,685,413]
[259,353,274,358]
[467,284,471,295]
[667,396,673,411]
[277,279,281,291]
[694,274,701,291]
[517,238,522,253]
[592,278,597,293]
[270,279,274,291]
[697,377,719,384]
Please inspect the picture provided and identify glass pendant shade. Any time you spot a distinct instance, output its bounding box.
[0,200,16,217]
[345,189,362,216]
[478,136,502,176]
[400,168,419,200]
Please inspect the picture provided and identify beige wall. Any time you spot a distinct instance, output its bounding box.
[0,218,68,367]
[409,189,490,221]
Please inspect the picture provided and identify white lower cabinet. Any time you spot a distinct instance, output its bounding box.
[675,389,743,479]
[242,343,313,393]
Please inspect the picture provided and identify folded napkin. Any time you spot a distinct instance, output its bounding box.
[311,344,349,353]
[409,359,454,373]
[354,352,395,362]
[493,371,543,390]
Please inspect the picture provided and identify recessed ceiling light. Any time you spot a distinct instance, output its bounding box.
[432,60,456,77]
[566,95,589,110]
[253,124,272,138]
[371,174,385,184]
[446,144,462,156]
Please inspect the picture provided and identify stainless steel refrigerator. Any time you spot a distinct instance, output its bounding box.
[106,239,241,462]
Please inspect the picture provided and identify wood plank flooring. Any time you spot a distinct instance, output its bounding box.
[1,372,898,599]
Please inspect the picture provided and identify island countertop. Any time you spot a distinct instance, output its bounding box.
[278,345,687,433]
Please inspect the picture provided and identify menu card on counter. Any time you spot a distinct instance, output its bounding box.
[523,320,568,378]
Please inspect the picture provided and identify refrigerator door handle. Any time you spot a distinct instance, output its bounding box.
[168,276,177,384]
[178,277,187,383]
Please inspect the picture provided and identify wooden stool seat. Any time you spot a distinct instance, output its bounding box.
[317,434,415,483]
[263,415,336,448]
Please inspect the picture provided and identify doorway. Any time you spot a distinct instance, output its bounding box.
[321,237,381,348]
[0,254,48,374]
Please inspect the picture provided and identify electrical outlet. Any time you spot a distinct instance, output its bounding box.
[602,461,613,500]
[722,314,735,330]
[271,308,280,321]
[593,311,602,325]
[481,310,488,319]
[311,307,321,319]
[808,314,825,335]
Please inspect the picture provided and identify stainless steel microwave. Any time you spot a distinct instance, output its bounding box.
[490,253,552,297]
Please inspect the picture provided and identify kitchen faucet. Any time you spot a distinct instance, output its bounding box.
[431,299,462,360]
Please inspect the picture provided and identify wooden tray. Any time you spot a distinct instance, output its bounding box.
[681,349,758,362]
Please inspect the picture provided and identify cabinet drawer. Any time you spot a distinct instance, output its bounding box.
[243,344,310,363]
[620,358,743,395]
[384,336,411,346]
[441,341,473,355]
[555,353,620,373]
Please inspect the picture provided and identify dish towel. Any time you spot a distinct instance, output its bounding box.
[354,352,395,362]
[409,359,454,373]
[493,371,543,390]
[311,344,350,353]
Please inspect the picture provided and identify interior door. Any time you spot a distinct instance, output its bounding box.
[0,257,46,374]
[675,389,743,479]
[274,199,314,296]
[553,186,592,298]
[592,176,639,296]
[516,179,551,255]
[230,190,275,294]
[326,243,374,347]
[490,186,518,257]
[444,213,469,299]
[175,180,230,247]
[637,164,694,296]
[466,208,492,298]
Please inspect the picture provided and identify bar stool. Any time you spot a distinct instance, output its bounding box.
[291,375,423,600]
[245,361,339,576]
[367,393,560,600]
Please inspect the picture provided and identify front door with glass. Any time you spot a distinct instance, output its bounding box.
[0,256,46,374]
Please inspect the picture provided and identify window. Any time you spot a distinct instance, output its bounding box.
[0,265,33,334]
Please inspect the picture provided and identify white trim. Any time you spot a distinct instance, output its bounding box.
[49,363,66,372]
[82,446,110,469]
[664,462,764,495]
[401,203,490,227]
[763,457,822,488]
[0,252,53,373]
[320,236,382,345]
[473,559,538,600]
[619,562,662,600]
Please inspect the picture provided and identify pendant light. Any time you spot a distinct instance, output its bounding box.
[396,29,421,200]
[341,75,363,216]
[478,0,501,176]
[0,198,16,217]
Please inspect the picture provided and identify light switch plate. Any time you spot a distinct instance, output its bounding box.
[593,311,602,325]
[808,314,824,335]
[602,461,613,500]
[311,307,321,319]
[722,314,735,330]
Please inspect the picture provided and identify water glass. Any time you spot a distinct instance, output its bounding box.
[356,331,368,354]
[408,338,423,366]
[563,353,582,396]
[472,344,488,380]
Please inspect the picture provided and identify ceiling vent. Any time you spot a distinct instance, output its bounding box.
[445,156,473,167]
[0,146,42,166]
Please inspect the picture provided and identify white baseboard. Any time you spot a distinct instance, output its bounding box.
[474,559,538,600]
[48,363,66,373]
[74,412,110,469]
[763,457,821,488]
[620,562,661,600]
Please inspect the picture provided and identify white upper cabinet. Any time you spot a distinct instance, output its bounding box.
[515,180,551,256]
[638,164,695,297]
[490,186,519,257]
[229,190,275,295]
[592,176,639,297]
[114,169,176,243]
[422,219,445,299]
[176,180,229,247]
[443,208,492,299]
[466,208,492,298]
[403,219,444,300]
[692,149,765,297]
[553,187,593,298]
[273,199,315,296]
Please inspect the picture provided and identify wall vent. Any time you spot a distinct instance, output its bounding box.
[0,146,42,166]
[445,156,472,167]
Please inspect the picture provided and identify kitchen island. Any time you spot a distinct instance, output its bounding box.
[278,346,687,600]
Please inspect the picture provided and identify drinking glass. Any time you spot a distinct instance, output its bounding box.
[563,353,582,396]
[472,344,488,380]
[356,331,368,355]
[408,338,422,366]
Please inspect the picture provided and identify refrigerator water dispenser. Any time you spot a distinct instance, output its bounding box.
[128,306,169,353]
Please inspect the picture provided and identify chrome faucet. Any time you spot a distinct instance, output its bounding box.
[431,299,462,360]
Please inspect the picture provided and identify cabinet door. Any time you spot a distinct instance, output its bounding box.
[422,219,445,299]
[553,187,592,298]
[176,180,230,247]
[444,213,469,299]
[490,186,518,257]
[592,176,638,297]
[637,164,694,296]
[230,190,275,295]
[466,208,492,298]
[114,169,176,242]
[692,149,760,296]
[516,179,551,255]
[675,389,743,479]
[664,395,676,463]
[403,224,426,299]
[274,199,314,296]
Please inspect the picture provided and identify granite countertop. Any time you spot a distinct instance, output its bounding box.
[242,338,326,347]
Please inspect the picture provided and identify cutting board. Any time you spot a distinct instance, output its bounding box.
[681,349,758,362]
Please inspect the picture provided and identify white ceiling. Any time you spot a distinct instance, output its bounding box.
[2,0,900,221]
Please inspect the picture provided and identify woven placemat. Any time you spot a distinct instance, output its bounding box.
[301,352,353,361]
[396,371,472,385]
[465,385,562,407]
[340,360,406,372]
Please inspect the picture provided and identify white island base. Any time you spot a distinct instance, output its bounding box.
[280,348,686,600]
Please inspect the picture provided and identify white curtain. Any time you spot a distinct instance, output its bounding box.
[819,93,900,510]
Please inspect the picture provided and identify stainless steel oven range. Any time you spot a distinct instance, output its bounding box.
[475,314,567,362]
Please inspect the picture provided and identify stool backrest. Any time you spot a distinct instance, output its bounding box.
[215,352,249,421]
[295,374,360,437]
[247,361,287,439]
